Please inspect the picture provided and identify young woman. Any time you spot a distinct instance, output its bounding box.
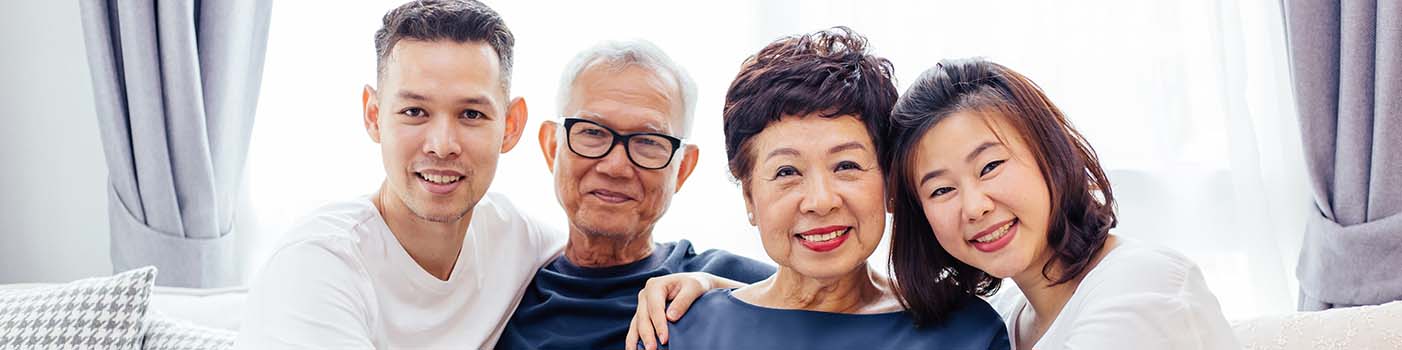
[884,58,1238,349]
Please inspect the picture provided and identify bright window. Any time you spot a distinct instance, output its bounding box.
[248,0,1307,320]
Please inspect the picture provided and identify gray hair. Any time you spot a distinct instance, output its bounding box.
[556,39,698,138]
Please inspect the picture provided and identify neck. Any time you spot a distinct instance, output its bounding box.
[562,225,655,268]
[1011,254,1077,331]
[742,263,896,314]
[373,184,472,281]
[1012,235,1117,343]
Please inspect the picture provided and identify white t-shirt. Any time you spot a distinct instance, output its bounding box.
[235,192,564,349]
[988,238,1239,350]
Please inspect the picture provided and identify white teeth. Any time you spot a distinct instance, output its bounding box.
[419,173,461,185]
[798,229,848,242]
[975,221,1014,243]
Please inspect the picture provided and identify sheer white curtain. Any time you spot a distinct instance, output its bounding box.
[244,0,1306,320]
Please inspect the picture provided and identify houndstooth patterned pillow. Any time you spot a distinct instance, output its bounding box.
[0,266,156,350]
[141,312,235,350]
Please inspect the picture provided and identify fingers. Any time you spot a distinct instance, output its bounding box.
[665,282,705,322]
[642,280,673,345]
[634,310,659,350]
[625,311,640,350]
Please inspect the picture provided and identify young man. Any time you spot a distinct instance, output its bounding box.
[235,1,561,348]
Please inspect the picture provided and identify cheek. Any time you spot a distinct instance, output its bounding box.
[922,200,964,248]
[997,165,1052,224]
[752,188,796,238]
[846,179,887,237]
[561,156,593,182]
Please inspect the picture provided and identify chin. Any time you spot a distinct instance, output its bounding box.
[796,266,862,281]
[410,206,471,223]
[975,258,1033,279]
[574,219,638,237]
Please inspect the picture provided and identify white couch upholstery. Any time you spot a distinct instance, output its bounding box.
[0,283,246,332]
[146,286,248,332]
[10,282,1402,348]
[1232,300,1402,349]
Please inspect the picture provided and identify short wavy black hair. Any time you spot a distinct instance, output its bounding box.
[374,0,514,93]
[721,26,898,189]
[885,58,1117,326]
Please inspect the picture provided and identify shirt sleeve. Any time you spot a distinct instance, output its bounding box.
[690,248,777,284]
[529,215,567,269]
[1058,251,1239,350]
[235,239,378,350]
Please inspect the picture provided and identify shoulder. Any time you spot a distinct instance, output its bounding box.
[254,196,381,295]
[949,293,1006,326]
[470,192,521,223]
[275,195,382,249]
[1080,238,1203,296]
[473,192,565,265]
[673,240,776,282]
[925,294,1009,345]
[1056,239,1237,348]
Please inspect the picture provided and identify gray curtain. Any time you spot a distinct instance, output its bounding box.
[1286,0,1402,310]
[78,0,272,288]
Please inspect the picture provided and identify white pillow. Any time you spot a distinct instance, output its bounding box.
[141,312,235,350]
[0,266,156,349]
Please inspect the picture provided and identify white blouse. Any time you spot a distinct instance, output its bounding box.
[988,238,1239,349]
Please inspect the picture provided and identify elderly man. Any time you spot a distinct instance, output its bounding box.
[495,41,776,349]
[235,1,564,348]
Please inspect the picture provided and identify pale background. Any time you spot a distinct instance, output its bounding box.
[0,0,1308,321]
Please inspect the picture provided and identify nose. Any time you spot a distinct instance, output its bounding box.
[423,117,461,159]
[961,184,994,223]
[799,173,841,217]
[591,141,633,178]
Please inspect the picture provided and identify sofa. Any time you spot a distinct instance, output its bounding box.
[0,268,239,350]
[3,268,1400,349]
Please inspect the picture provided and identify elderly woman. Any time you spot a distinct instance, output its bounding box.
[631,27,1009,350]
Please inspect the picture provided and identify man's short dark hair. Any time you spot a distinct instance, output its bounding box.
[374,0,515,93]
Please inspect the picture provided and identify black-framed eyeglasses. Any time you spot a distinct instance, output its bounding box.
[562,117,683,170]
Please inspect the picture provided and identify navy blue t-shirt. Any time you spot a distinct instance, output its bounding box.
[496,240,775,349]
[666,289,1010,349]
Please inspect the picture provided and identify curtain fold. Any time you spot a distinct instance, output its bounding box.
[78,0,272,288]
[1287,0,1402,310]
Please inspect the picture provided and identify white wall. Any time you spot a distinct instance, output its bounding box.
[0,0,113,283]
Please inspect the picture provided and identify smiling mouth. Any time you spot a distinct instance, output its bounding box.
[416,172,462,185]
[795,227,851,243]
[971,219,1016,243]
[588,189,634,203]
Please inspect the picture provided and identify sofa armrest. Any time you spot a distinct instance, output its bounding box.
[1232,300,1402,349]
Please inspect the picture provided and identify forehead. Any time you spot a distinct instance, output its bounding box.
[565,64,682,134]
[915,111,1021,164]
[381,40,506,104]
[751,114,875,158]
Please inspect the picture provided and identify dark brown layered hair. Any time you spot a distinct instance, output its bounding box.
[885,58,1117,325]
[722,26,898,187]
[374,0,515,92]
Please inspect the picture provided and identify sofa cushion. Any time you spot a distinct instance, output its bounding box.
[1232,300,1402,349]
[0,266,157,349]
[142,312,235,350]
[146,285,246,332]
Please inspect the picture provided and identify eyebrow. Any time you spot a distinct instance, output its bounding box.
[965,141,1001,163]
[829,141,867,155]
[765,148,800,161]
[917,141,1002,187]
[573,112,670,134]
[398,91,497,109]
[763,141,868,164]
